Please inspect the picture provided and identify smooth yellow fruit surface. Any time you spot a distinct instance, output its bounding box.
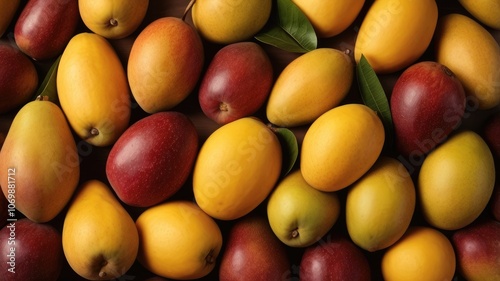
[354,0,438,73]
[301,103,385,192]
[434,13,500,110]
[267,169,340,247]
[193,117,282,220]
[266,48,353,127]
[382,226,456,281]
[57,32,131,147]
[0,0,20,37]
[62,180,139,280]
[0,99,79,223]
[292,0,364,37]
[346,157,415,252]
[418,131,495,230]
[128,17,204,113]
[458,0,500,30]
[136,201,223,280]
[79,0,149,39]
[192,0,272,44]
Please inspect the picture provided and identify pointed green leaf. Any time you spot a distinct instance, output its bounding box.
[274,127,299,177]
[356,54,394,147]
[33,55,61,104]
[255,0,317,53]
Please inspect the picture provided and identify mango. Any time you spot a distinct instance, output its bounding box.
[354,0,438,74]
[434,13,500,110]
[418,131,496,230]
[266,48,353,127]
[458,0,500,30]
[79,0,149,39]
[193,117,282,220]
[136,201,223,280]
[346,157,415,252]
[62,180,139,280]
[292,0,365,38]
[57,32,131,147]
[301,103,384,192]
[0,97,79,223]
[0,0,20,38]
[128,17,204,113]
[191,0,272,44]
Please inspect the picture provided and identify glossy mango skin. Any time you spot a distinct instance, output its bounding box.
[354,0,438,74]
[292,0,365,37]
[301,104,385,192]
[346,157,415,252]
[57,32,131,147]
[266,48,353,128]
[62,180,139,280]
[0,99,79,223]
[459,0,500,30]
[193,117,282,220]
[0,0,19,38]
[418,131,496,231]
[192,0,272,44]
[434,13,500,110]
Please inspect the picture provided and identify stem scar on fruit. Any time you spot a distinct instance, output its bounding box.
[291,228,299,239]
[109,18,118,27]
[206,249,216,265]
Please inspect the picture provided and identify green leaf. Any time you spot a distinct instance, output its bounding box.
[255,0,317,53]
[273,127,299,177]
[33,55,61,104]
[356,54,394,147]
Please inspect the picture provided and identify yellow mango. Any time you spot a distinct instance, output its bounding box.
[193,117,282,220]
[136,201,223,279]
[292,0,365,38]
[266,48,353,128]
[57,32,131,147]
[354,0,438,74]
[0,97,79,223]
[346,157,415,252]
[62,180,139,280]
[192,0,272,44]
[418,131,495,230]
[459,0,500,30]
[301,103,384,192]
[434,13,500,110]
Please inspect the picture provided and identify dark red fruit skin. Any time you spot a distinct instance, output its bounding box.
[198,42,273,125]
[14,0,79,60]
[390,61,466,158]
[490,182,500,222]
[0,43,38,113]
[0,218,64,281]
[219,215,291,281]
[106,111,198,207]
[451,219,500,281]
[300,232,371,281]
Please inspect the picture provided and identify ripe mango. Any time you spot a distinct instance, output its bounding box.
[0,0,20,38]
[346,157,415,252]
[458,0,500,30]
[292,0,365,38]
[266,48,353,127]
[62,180,139,280]
[136,201,223,279]
[301,103,384,192]
[128,17,204,113]
[193,117,282,220]
[434,13,500,110]
[57,32,131,147]
[0,98,79,223]
[191,0,272,44]
[418,131,495,230]
[354,0,438,73]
